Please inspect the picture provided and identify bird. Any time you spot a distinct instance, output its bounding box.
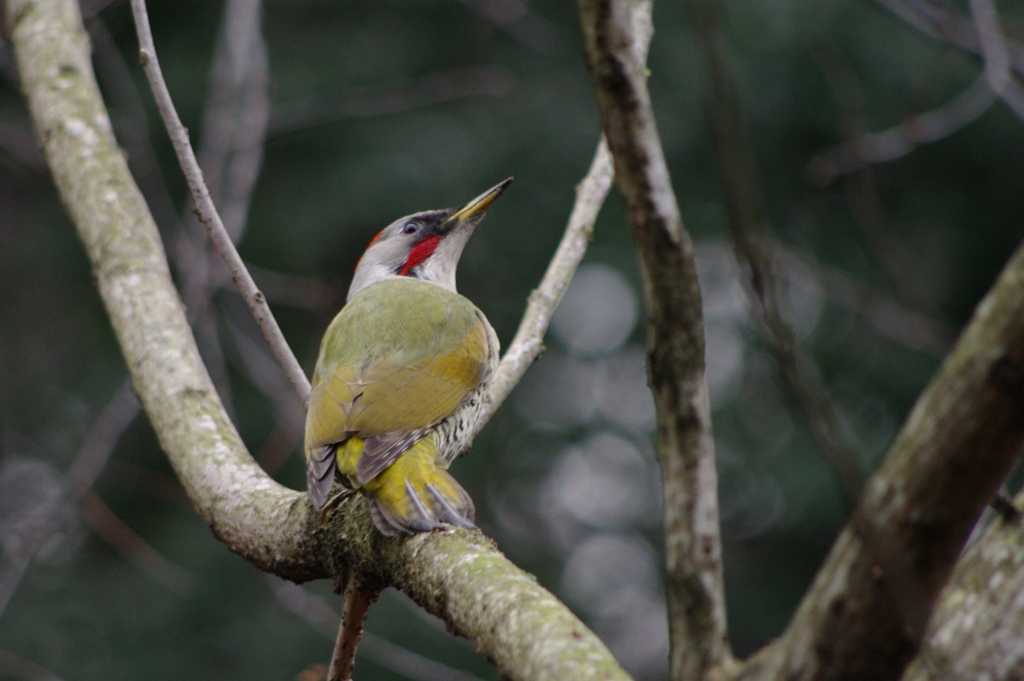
[304,179,510,535]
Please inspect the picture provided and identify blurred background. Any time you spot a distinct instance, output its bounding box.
[1,0,1023,679]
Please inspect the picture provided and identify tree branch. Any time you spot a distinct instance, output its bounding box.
[869,0,1024,81]
[737,238,1024,680]
[7,1,632,678]
[807,75,995,186]
[771,244,956,355]
[474,0,655,444]
[0,380,138,619]
[473,137,613,437]
[266,576,487,681]
[269,66,516,139]
[688,0,865,511]
[328,577,380,681]
[128,0,310,406]
[578,1,731,679]
[78,487,197,594]
[969,0,1024,122]
[901,495,1024,681]
[194,0,269,245]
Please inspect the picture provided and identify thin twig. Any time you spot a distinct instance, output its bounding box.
[969,0,1024,122]
[870,0,1024,80]
[689,0,865,511]
[171,0,270,417]
[0,381,139,621]
[811,45,939,313]
[87,16,179,233]
[78,488,197,594]
[807,75,995,185]
[579,1,730,679]
[266,576,487,681]
[128,0,311,405]
[269,66,516,138]
[328,578,381,681]
[472,0,657,437]
[771,244,955,355]
[471,138,614,438]
[194,0,269,244]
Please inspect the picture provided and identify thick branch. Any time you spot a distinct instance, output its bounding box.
[8,1,631,678]
[738,239,1024,681]
[7,0,319,582]
[900,492,1024,681]
[578,1,730,680]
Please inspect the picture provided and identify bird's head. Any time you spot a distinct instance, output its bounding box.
[347,178,512,301]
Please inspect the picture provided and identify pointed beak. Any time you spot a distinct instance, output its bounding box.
[446,178,513,227]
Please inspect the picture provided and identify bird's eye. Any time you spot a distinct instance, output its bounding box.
[402,222,420,234]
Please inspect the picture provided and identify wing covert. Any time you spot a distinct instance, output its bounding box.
[304,280,492,483]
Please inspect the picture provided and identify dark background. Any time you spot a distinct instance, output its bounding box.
[1,0,1022,679]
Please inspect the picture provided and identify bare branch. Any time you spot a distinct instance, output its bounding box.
[0,381,138,620]
[969,0,1024,122]
[472,138,613,437]
[807,75,995,185]
[266,576,488,681]
[128,0,311,405]
[328,578,380,681]
[78,488,197,594]
[88,13,240,413]
[870,0,1024,80]
[87,16,180,233]
[194,0,269,244]
[474,0,655,441]
[269,66,516,138]
[689,0,866,511]
[901,495,1024,681]
[771,245,956,355]
[578,0,730,678]
[811,45,941,313]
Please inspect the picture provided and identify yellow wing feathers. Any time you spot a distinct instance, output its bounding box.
[361,438,475,536]
[303,278,492,532]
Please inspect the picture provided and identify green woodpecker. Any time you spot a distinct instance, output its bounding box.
[304,179,509,535]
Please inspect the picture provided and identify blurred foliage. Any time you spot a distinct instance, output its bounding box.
[1,0,1023,679]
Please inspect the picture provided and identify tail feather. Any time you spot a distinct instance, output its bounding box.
[306,444,337,510]
[425,483,476,529]
[362,439,476,535]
